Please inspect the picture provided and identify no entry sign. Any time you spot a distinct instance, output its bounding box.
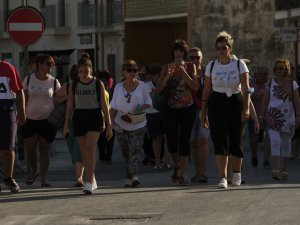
[7,6,45,46]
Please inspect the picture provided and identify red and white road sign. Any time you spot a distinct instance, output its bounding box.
[7,6,45,46]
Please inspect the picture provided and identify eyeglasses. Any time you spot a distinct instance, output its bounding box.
[274,66,285,71]
[126,68,138,73]
[124,92,132,103]
[190,56,201,60]
[216,46,227,51]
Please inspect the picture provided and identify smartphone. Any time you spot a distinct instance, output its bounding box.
[64,132,69,139]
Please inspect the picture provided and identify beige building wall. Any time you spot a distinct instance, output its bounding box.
[188,0,296,73]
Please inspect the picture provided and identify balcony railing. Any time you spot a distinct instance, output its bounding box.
[0,10,10,32]
[106,0,123,25]
[78,2,95,26]
[275,0,300,11]
[41,4,70,28]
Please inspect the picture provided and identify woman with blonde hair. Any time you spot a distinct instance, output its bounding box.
[259,59,300,180]
[201,31,250,188]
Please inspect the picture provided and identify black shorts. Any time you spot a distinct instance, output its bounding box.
[22,118,57,143]
[146,112,164,138]
[73,108,103,136]
[0,110,17,150]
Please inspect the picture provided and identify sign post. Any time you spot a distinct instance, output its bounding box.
[7,5,45,163]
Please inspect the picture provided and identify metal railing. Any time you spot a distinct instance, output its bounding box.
[41,4,70,28]
[78,2,95,26]
[106,0,123,25]
[275,0,300,11]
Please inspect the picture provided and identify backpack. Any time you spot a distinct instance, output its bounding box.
[209,59,241,75]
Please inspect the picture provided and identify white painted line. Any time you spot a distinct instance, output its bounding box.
[9,23,42,31]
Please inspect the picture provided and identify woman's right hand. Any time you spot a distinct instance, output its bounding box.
[200,111,209,128]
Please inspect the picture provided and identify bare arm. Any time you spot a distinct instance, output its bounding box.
[154,64,174,93]
[100,81,113,140]
[249,100,260,133]
[200,76,212,128]
[15,90,26,126]
[63,82,74,137]
[176,64,199,91]
[240,72,250,121]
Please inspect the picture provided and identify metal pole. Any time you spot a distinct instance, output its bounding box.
[95,0,99,71]
[17,0,29,163]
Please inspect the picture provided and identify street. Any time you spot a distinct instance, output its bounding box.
[0,135,300,225]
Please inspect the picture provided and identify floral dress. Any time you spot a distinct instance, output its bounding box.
[266,79,298,134]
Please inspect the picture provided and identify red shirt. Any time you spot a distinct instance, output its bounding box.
[0,61,23,109]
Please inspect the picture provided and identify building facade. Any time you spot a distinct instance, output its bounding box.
[124,0,188,67]
[0,0,124,82]
[188,0,298,74]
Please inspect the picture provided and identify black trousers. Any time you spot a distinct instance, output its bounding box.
[207,92,244,158]
[164,105,195,156]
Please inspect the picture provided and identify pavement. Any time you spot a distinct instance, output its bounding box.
[1,131,300,225]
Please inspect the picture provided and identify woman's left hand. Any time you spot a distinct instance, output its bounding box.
[106,125,113,140]
[241,108,250,121]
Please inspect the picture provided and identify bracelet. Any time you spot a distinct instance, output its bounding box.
[258,116,264,119]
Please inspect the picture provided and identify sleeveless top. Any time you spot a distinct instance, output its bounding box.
[74,77,100,109]
[167,63,194,109]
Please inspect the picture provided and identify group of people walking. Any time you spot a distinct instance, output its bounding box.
[1,30,300,194]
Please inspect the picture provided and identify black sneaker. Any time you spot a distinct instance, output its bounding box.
[251,157,258,167]
[4,178,20,193]
[263,161,271,169]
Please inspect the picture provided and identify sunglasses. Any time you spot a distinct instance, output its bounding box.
[126,68,138,73]
[190,56,201,60]
[124,92,132,103]
[216,46,227,51]
[274,66,285,71]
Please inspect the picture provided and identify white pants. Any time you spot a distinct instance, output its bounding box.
[268,129,292,157]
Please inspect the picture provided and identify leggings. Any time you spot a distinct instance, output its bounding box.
[164,105,195,156]
[207,92,244,158]
[269,129,292,157]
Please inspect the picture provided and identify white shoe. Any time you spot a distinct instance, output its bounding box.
[217,178,228,188]
[92,179,98,191]
[232,172,241,186]
[132,176,140,187]
[83,182,93,194]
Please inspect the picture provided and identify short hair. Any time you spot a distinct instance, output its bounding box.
[35,53,55,67]
[273,59,291,77]
[189,47,202,53]
[171,39,189,59]
[122,59,138,71]
[215,31,234,49]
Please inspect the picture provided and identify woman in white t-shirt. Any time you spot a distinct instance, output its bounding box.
[200,31,250,188]
[110,60,152,187]
[22,54,62,187]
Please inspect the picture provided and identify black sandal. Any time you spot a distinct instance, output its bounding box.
[25,172,39,185]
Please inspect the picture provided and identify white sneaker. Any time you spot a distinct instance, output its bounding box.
[232,172,241,186]
[83,182,93,194]
[217,178,228,188]
[92,179,98,191]
[132,176,140,187]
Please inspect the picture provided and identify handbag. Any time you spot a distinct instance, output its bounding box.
[150,88,169,111]
[46,101,67,129]
[46,80,67,130]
